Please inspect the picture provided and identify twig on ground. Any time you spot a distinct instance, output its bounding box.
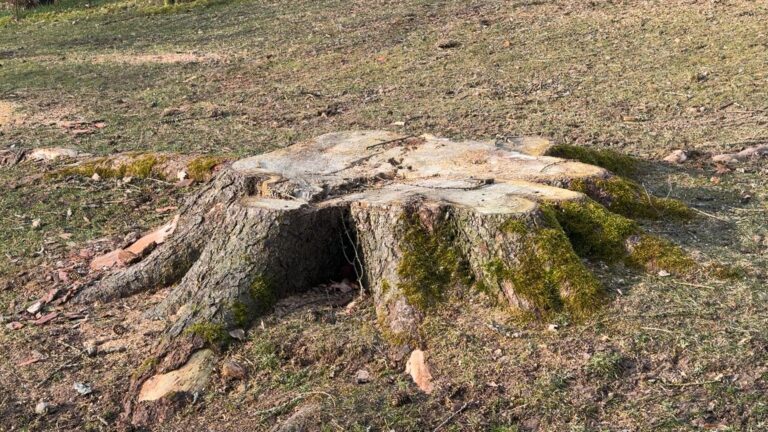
[662,380,720,388]
[252,391,337,418]
[671,280,717,290]
[691,207,729,222]
[641,326,674,334]
[433,401,472,432]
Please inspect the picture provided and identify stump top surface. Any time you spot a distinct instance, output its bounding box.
[232,130,605,213]
[235,131,605,183]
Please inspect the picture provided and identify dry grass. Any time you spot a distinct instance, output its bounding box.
[1,0,767,431]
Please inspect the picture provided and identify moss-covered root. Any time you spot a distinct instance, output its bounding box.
[57,154,163,179]
[479,210,605,321]
[546,144,638,178]
[569,176,693,220]
[53,153,226,181]
[552,199,639,261]
[549,198,697,277]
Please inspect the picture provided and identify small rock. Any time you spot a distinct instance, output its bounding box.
[177,170,188,181]
[26,301,43,314]
[663,149,687,164]
[34,401,51,415]
[658,270,671,277]
[73,382,93,396]
[31,219,42,230]
[547,324,559,332]
[228,329,246,340]
[355,369,371,384]
[221,360,247,380]
[83,339,98,356]
[91,172,101,181]
[122,176,133,184]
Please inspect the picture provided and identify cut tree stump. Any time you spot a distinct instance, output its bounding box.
[80,130,696,339]
[74,131,697,426]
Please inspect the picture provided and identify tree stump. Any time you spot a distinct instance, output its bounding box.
[80,130,694,341]
[76,131,695,425]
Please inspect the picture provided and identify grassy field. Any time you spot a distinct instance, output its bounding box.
[1,0,767,430]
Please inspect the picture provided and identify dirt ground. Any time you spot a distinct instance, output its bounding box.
[1,0,767,431]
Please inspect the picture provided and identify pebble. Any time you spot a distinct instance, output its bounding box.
[83,339,98,357]
[355,369,371,384]
[73,382,93,396]
[228,329,246,341]
[35,401,50,415]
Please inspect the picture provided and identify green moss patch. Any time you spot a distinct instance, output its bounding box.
[187,156,224,181]
[486,212,605,320]
[707,263,747,280]
[547,144,638,177]
[229,300,249,328]
[249,276,277,316]
[551,199,639,261]
[56,154,161,179]
[570,177,693,220]
[185,322,227,346]
[396,210,472,311]
[626,234,696,276]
